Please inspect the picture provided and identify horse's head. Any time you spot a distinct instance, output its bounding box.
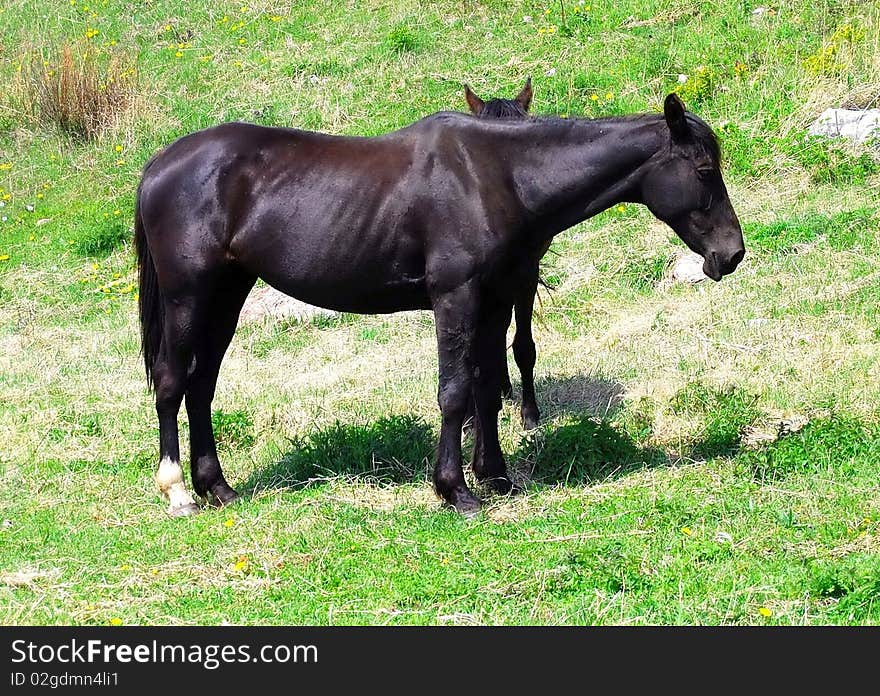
[641,94,745,281]
[464,78,533,119]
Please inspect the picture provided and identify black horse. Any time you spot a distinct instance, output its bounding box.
[463,77,545,429]
[464,77,533,119]
[136,93,744,517]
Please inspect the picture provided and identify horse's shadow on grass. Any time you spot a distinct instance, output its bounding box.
[529,373,627,421]
[242,380,757,494]
[242,415,435,495]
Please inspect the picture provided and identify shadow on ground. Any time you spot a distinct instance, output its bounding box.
[242,414,435,494]
[512,415,667,486]
[528,374,626,420]
[242,381,763,494]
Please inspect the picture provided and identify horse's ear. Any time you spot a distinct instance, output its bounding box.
[464,84,485,115]
[664,93,689,140]
[515,77,533,112]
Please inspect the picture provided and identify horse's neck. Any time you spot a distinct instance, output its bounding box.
[507,118,664,241]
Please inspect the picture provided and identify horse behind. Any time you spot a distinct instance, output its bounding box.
[136,93,744,517]
[462,77,546,429]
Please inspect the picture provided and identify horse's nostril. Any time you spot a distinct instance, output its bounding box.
[730,249,745,268]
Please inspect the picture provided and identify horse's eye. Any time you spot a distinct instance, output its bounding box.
[696,167,714,180]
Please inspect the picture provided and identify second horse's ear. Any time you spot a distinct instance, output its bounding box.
[515,77,533,112]
[664,93,689,140]
[464,84,485,115]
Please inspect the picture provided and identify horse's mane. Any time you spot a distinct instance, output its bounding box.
[407,107,723,165]
[531,112,722,162]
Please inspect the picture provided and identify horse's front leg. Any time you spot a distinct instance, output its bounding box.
[513,265,541,430]
[471,299,515,494]
[432,281,482,515]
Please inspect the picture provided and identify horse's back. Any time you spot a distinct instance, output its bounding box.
[135,114,526,313]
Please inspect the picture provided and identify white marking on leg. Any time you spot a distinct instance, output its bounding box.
[156,457,196,513]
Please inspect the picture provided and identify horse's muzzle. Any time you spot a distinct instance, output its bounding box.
[704,248,745,281]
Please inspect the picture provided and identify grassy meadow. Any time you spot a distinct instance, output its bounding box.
[1,0,880,624]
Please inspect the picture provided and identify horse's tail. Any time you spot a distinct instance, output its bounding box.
[134,182,162,390]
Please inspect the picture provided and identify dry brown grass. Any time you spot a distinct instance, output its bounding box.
[23,43,136,140]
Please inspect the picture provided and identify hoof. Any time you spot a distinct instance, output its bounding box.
[521,410,540,431]
[481,475,517,496]
[207,481,240,507]
[448,489,482,518]
[168,502,201,518]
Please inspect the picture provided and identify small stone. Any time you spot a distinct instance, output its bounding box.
[671,251,708,284]
[545,67,557,77]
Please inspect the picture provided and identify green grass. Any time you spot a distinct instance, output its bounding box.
[1,0,880,625]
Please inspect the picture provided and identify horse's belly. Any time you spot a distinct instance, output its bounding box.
[260,271,431,314]
[234,224,431,313]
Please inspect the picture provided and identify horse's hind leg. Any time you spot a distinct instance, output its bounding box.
[153,297,201,517]
[513,268,540,430]
[471,300,514,494]
[185,271,255,506]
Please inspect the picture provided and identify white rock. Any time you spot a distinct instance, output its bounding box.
[545,67,557,77]
[677,73,688,84]
[239,285,338,325]
[808,108,880,145]
[672,251,708,284]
